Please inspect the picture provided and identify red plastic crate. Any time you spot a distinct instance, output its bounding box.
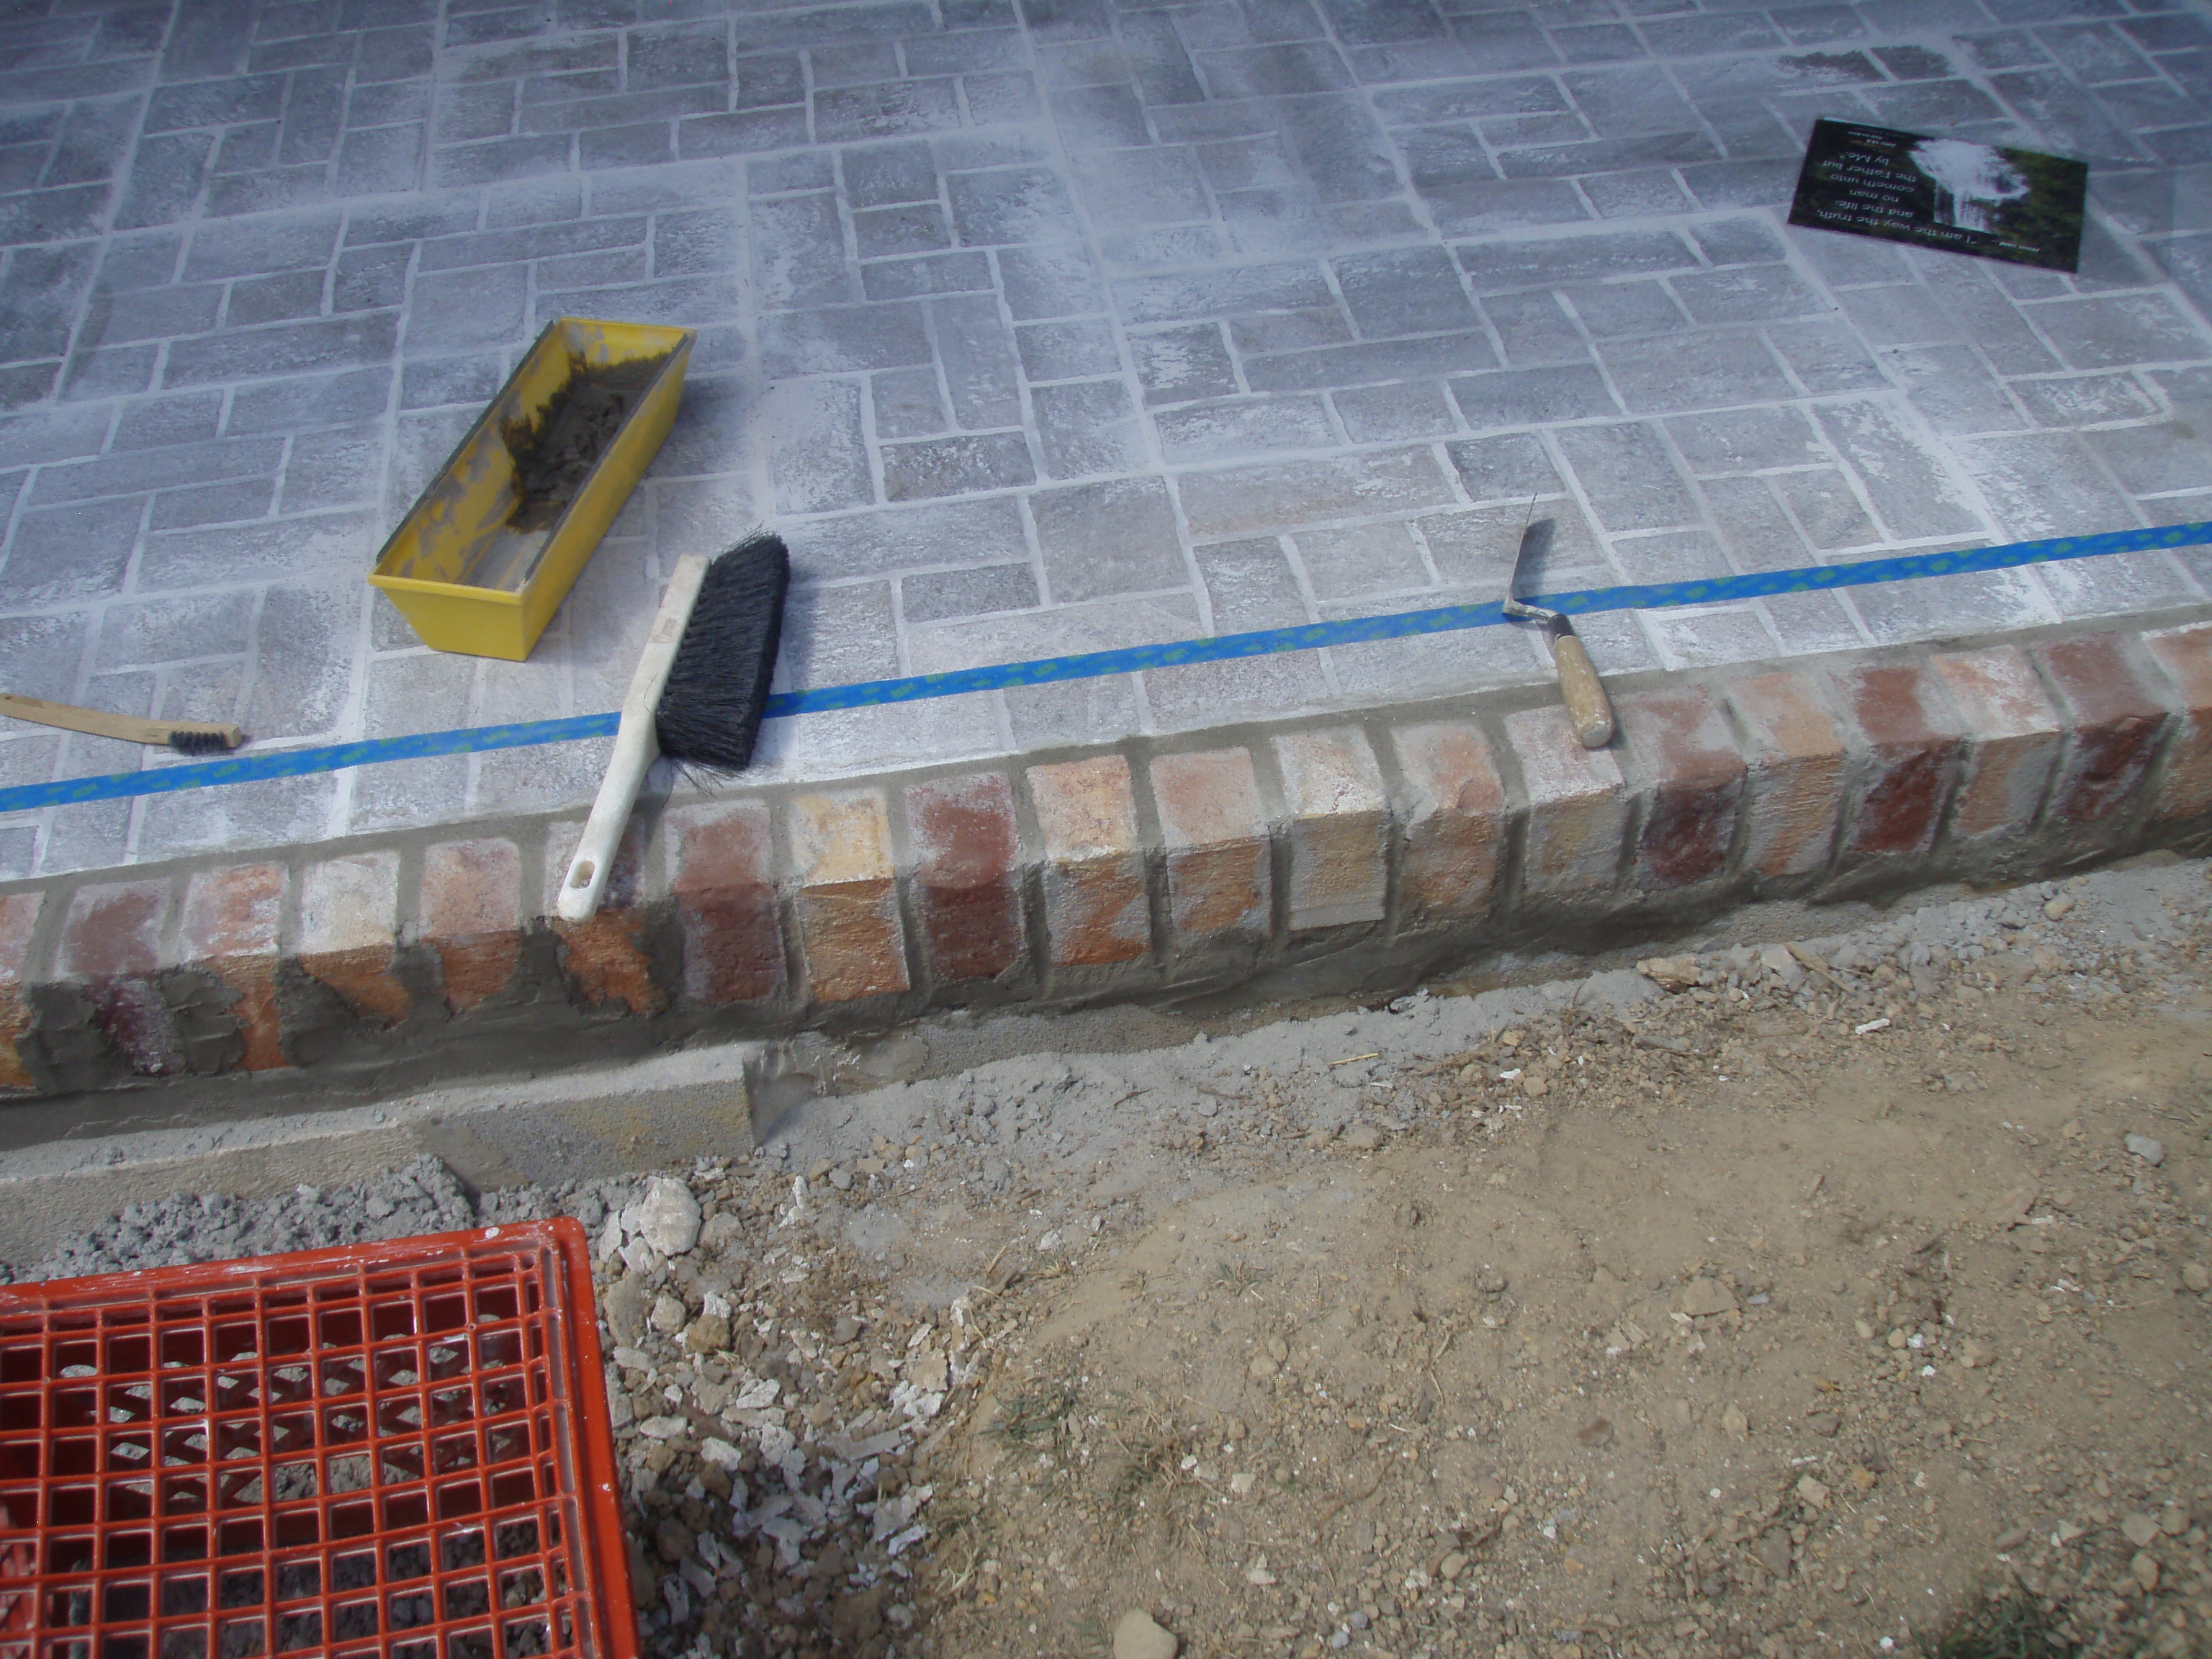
[0,1220,637,1659]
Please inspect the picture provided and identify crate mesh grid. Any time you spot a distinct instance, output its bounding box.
[0,1223,633,1659]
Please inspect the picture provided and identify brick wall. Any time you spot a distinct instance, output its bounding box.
[9,616,2212,1096]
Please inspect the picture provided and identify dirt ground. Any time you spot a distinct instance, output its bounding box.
[891,871,2212,1659]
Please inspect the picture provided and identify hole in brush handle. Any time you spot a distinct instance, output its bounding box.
[568,860,595,889]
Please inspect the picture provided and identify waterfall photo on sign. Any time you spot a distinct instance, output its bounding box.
[1788,117,2088,271]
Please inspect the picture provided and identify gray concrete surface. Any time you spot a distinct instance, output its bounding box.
[2,0,2211,881]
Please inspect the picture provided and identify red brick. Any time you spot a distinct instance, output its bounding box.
[1928,647,2063,841]
[1617,687,1744,889]
[544,821,663,1015]
[1391,721,1506,924]
[907,773,1024,985]
[300,853,409,1025]
[1727,672,1847,879]
[1272,729,1387,930]
[59,880,179,1076]
[1029,755,1148,968]
[1503,708,1625,896]
[667,801,782,1007]
[179,864,285,1072]
[0,893,42,1089]
[2142,621,2212,819]
[2035,632,2173,827]
[790,791,909,1002]
[1830,662,1964,858]
[420,840,523,1014]
[1151,748,1270,948]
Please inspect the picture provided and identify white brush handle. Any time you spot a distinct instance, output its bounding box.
[558,554,709,923]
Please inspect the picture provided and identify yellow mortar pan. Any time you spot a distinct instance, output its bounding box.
[369,316,696,661]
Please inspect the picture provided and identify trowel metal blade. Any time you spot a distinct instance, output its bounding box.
[1503,515,1563,630]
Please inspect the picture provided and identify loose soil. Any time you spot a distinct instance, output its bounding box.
[13,860,2212,1659]
[503,352,665,531]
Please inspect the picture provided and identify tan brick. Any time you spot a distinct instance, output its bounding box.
[1504,708,1625,896]
[179,864,286,1071]
[791,791,909,1002]
[1030,755,1149,968]
[421,840,523,1013]
[1273,729,1388,930]
[1727,671,1848,879]
[544,821,663,1015]
[1929,647,2063,840]
[0,893,42,1089]
[1151,748,1270,948]
[300,853,408,1025]
[1392,721,1506,924]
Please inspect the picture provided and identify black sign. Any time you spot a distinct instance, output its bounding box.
[1788,117,2087,272]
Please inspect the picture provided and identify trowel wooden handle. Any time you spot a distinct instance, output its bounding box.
[1552,632,1614,749]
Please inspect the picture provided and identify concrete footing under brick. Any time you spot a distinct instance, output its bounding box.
[9,609,2212,1102]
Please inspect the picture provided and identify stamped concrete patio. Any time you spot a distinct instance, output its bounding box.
[1,0,2211,881]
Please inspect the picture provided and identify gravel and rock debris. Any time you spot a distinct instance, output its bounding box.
[11,859,2212,1659]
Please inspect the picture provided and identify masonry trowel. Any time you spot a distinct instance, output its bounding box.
[1504,511,1614,749]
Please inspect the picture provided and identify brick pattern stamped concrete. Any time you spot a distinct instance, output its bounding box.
[1,0,2211,881]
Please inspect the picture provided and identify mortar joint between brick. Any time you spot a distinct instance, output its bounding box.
[881,776,931,1007]
[2131,632,2203,832]
[1123,741,1174,976]
[1709,670,1820,891]
[1245,734,1292,958]
[763,797,808,1018]
[1004,763,1060,1002]
[1364,716,1415,947]
[1471,703,1536,930]
[19,882,65,992]
[393,841,426,947]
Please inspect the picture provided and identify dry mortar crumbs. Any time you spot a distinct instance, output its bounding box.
[9,859,2212,1659]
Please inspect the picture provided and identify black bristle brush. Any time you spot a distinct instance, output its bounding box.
[557,531,791,922]
[0,692,246,755]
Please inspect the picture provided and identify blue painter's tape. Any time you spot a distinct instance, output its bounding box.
[4,521,2205,818]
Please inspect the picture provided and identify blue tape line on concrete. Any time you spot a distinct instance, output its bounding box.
[5,521,2206,819]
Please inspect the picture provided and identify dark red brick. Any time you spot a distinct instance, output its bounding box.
[2035,633,2173,827]
[59,880,179,1075]
[1830,662,1964,858]
[907,773,1024,986]
[668,801,782,1006]
[1617,687,1745,889]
